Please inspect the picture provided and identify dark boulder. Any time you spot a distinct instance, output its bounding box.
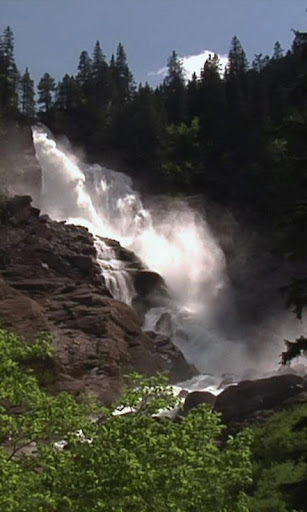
[133,270,170,316]
[214,374,305,423]
[134,270,168,299]
[184,391,216,414]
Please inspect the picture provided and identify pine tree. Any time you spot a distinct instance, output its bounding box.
[114,42,135,103]
[164,50,185,87]
[0,26,18,116]
[163,50,186,124]
[20,67,35,117]
[91,40,109,106]
[92,41,107,82]
[226,36,249,78]
[37,72,56,112]
[1,26,15,69]
[77,51,92,88]
[200,53,221,84]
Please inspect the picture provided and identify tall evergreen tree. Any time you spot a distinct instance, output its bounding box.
[114,42,135,103]
[77,51,92,88]
[164,50,186,86]
[200,54,221,85]
[20,67,35,117]
[226,36,249,78]
[37,72,56,112]
[1,26,15,69]
[163,50,186,124]
[0,26,18,116]
[92,41,107,82]
[92,41,109,105]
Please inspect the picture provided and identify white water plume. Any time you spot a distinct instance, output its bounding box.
[32,127,305,380]
[33,127,225,313]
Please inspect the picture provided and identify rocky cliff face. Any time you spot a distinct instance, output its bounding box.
[0,196,196,403]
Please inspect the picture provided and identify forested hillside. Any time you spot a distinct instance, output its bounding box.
[36,33,307,225]
[1,26,307,217]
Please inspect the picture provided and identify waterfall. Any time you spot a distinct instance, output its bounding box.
[32,126,226,314]
[32,126,303,380]
[94,237,136,305]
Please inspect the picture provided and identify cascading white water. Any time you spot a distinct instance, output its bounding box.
[33,127,226,312]
[32,126,305,382]
[94,238,136,305]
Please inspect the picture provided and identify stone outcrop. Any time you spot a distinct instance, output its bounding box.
[183,391,216,414]
[0,196,196,403]
[181,374,307,430]
[214,374,307,425]
[133,270,170,317]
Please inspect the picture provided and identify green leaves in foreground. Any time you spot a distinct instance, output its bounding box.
[0,329,253,512]
[248,404,307,512]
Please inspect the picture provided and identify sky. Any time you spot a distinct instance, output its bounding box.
[0,0,306,87]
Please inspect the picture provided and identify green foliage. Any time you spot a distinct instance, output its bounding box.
[160,117,201,189]
[0,329,96,456]
[248,404,307,512]
[268,137,288,162]
[0,330,253,512]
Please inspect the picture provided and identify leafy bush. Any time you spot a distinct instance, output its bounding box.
[0,329,253,512]
[248,404,307,512]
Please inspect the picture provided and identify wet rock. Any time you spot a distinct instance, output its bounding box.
[155,312,173,337]
[183,391,216,414]
[134,270,168,298]
[214,374,305,423]
[0,278,50,338]
[144,331,198,383]
[99,237,143,269]
[67,255,94,274]
[133,271,170,317]
[0,196,195,403]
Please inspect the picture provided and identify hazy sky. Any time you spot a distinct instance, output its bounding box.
[0,0,306,86]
